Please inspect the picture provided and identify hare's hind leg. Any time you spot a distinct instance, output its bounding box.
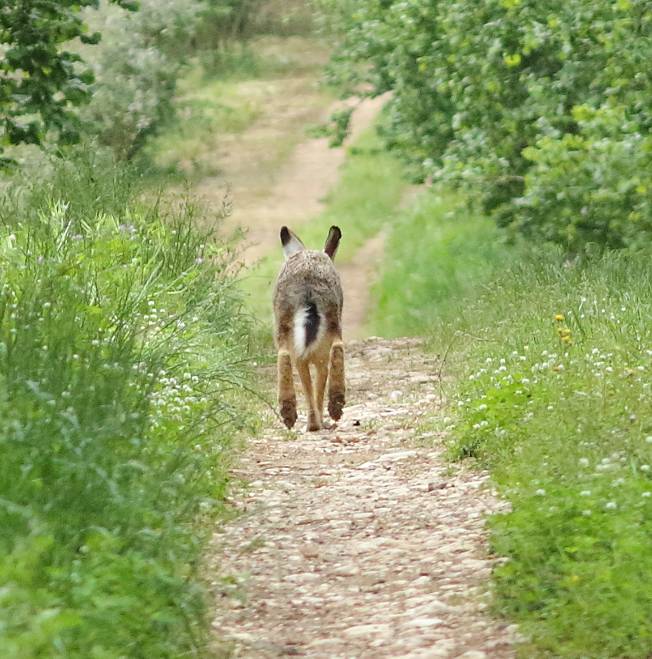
[277,349,297,428]
[297,358,321,431]
[276,313,297,429]
[328,339,345,421]
[313,346,330,429]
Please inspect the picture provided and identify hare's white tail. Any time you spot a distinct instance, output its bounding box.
[293,302,323,357]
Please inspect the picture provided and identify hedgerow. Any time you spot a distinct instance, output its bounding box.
[1,0,265,162]
[0,154,254,656]
[319,0,652,250]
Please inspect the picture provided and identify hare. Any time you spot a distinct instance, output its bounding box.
[273,225,345,431]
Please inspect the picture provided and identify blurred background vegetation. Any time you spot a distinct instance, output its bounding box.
[1,0,303,166]
[319,0,652,251]
[2,0,652,656]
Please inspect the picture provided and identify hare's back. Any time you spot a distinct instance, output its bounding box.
[274,251,342,310]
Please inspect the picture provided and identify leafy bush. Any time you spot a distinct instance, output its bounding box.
[80,0,204,158]
[319,0,652,250]
[0,0,136,163]
[0,154,253,656]
[516,104,652,249]
[369,191,511,337]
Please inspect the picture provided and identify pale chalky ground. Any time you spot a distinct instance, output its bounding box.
[208,338,519,658]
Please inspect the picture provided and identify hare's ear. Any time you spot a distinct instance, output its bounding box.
[280,226,305,259]
[324,225,342,260]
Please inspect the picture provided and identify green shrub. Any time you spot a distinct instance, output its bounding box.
[515,104,652,249]
[319,0,652,250]
[79,0,295,157]
[0,0,137,164]
[79,0,203,158]
[0,154,253,656]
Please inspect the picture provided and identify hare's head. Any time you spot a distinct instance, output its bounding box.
[280,225,342,260]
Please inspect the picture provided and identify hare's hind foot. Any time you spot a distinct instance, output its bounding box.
[280,398,297,428]
[277,349,297,428]
[307,418,321,432]
[328,392,345,421]
[307,415,337,432]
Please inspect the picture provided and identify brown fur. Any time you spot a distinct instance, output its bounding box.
[273,226,345,431]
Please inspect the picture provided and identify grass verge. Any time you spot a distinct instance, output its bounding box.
[0,153,255,656]
[369,190,511,337]
[373,190,652,657]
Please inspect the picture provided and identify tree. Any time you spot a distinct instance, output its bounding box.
[320,0,652,250]
[0,0,136,164]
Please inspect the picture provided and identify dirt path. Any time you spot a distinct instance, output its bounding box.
[209,339,518,657]
[190,67,388,334]
[198,93,386,267]
[235,94,385,267]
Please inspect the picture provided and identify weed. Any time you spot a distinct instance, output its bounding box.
[0,154,254,656]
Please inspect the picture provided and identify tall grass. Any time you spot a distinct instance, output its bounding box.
[372,190,652,656]
[448,252,652,657]
[0,153,254,656]
[369,190,511,338]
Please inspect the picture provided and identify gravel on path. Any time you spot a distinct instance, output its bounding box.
[209,338,518,658]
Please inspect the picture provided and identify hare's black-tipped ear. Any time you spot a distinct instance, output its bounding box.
[324,225,342,260]
[280,226,305,259]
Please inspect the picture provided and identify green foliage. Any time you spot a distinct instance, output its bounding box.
[517,104,652,249]
[0,153,253,656]
[80,0,268,159]
[250,0,315,36]
[446,252,652,656]
[194,0,263,50]
[1,0,270,162]
[320,0,652,250]
[370,191,512,337]
[309,107,354,147]
[78,0,199,159]
[0,0,135,162]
